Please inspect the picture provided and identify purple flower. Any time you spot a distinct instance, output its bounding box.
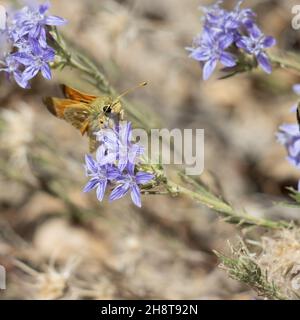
[203,1,254,38]
[227,1,255,31]
[95,127,118,148]
[291,84,300,113]
[95,122,144,171]
[236,24,276,73]
[188,32,236,80]
[15,42,55,81]
[12,1,66,45]
[202,1,227,33]
[83,154,119,202]
[0,1,66,88]
[84,121,154,207]
[277,124,300,169]
[0,54,29,88]
[293,84,300,95]
[14,36,35,53]
[110,164,154,208]
[116,122,144,170]
[188,1,276,79]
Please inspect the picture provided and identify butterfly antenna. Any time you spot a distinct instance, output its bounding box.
[113,82,147,103]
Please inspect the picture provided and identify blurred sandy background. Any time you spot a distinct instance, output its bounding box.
[1,0,300,299]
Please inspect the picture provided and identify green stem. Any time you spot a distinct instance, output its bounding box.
[270,51,300,74]
[167,180,292,230]
[67,55,112,94]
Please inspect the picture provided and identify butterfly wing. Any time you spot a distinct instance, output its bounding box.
[64,105,91,135]
[44,97,91,136]
[44,97,80,118]
[88,136,98,153]
[61,85,98,103]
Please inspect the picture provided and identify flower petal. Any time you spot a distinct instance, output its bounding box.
[262,36,276,48]
[85,154,97,173]
[249,23,262,39]
[219,34,234,50]
[130,184,141,208]
[96,180,107,202]
[257,52,272,74]
[23,66,39,81]
[236,37,250,52]
[203,58,217,80]
[293,84,300,95]
[291,104,298,113]
[14,71,29,89]
[12,52,33,65]
[189,47,209,61]
[220,52,236,67]
[83,179,99,193]
[41,64,52,80]
[109,184,130,202]
[136,172,154,185]
[44,15,67,26]
[39,2,51,14]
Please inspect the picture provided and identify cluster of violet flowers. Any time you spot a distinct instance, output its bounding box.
[0,2,66,88]
[277,85,300,191]
[188,1,276,80]
[83,122,154,208]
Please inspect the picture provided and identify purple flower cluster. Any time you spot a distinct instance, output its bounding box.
[0,2,66,88]
[188,1,276,80]
[277,85,300,191]
[291,84,300,112]
[83,122,154,208]
[277,124,300,169]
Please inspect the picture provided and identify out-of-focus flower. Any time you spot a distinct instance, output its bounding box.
[12,2,66,46]
[236,24,276,73]
[0,1,66,88]
[0,54,29,88]
[278,84,300,192]
[277,124,300,169]
[293,84,300,95]
[188,0,276,79]
[188,32,236,80]
[84,121,154,207]
[291,84,300,113]
[202,1,254,38]
[15,42,55,81]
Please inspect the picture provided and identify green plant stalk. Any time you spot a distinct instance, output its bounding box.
[167,179,292,229]
[270,51,300,74]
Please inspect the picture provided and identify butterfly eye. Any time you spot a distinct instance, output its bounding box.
[103,105,112,113]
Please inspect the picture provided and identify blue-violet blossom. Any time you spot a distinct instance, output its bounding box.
[0,1,66,88]
[84,122,154,208]
[277,124,300,169]
[188,1,276,79]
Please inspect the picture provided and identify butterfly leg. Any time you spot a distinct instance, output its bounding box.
[120,109,125,121]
